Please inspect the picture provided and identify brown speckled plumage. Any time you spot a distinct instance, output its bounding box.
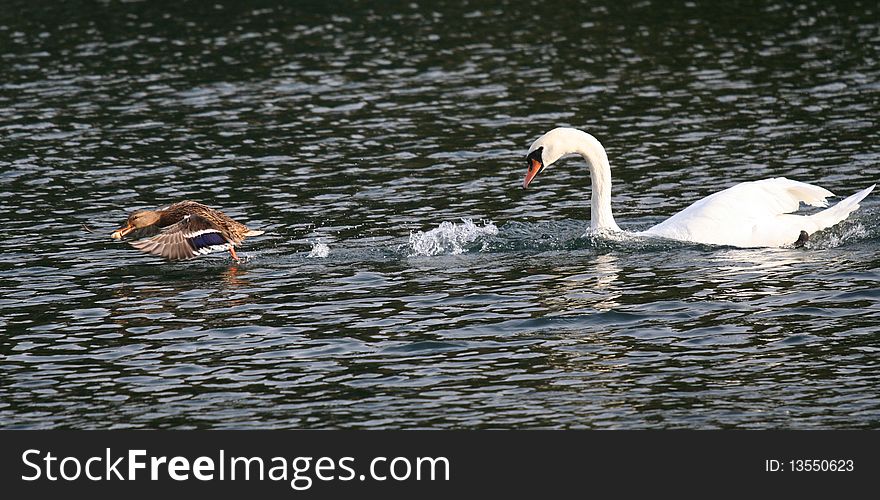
[111,200,264,261]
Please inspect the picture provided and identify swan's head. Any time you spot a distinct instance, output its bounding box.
[523,127,587,189]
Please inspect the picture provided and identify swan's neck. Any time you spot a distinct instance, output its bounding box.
[571,133,620,231]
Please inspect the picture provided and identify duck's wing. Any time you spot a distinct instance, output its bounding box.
[130,214,233,260]
[126,225,161,240]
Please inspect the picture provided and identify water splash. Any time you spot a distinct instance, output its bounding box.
[308,241,330,258]
[408,219,499,256]
[405,219,694,257]
[402,212,878,258]
[806,222,870,249]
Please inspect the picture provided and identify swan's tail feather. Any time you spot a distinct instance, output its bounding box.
[809,184,875,231]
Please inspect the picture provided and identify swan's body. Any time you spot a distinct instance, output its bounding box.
[522,127,874,248]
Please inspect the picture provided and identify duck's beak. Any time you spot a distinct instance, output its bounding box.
[523,157,544,189]
[111,224,134,239]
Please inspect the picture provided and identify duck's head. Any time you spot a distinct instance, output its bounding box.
[111,210,161,239]
[522,127,582,189]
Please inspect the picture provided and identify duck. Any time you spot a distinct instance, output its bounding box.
[522,127,874,248]
[110,200,264,261]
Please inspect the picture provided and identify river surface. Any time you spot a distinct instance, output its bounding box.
[1,0,879,429]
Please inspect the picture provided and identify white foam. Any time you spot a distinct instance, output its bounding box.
[408,219,499,256]
[308,241,330,258]
[807,223,868,249]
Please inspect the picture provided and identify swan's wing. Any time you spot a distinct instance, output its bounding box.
[642,178,837,247]
[129,215,233,260]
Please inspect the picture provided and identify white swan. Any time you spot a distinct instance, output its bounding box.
[522,127,875,248]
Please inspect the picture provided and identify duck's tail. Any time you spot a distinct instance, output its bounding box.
[245,229,266,237]
[809,184,875,231]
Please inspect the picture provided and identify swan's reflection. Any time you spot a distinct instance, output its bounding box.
[662,243,848,304]
[593,253,622,291]
[535,253,623,314]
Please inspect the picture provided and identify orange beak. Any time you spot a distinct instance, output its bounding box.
[523,157,544,189]
[111,224,134,240]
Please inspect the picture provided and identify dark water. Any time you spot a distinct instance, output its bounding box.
[1,0,879,429]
